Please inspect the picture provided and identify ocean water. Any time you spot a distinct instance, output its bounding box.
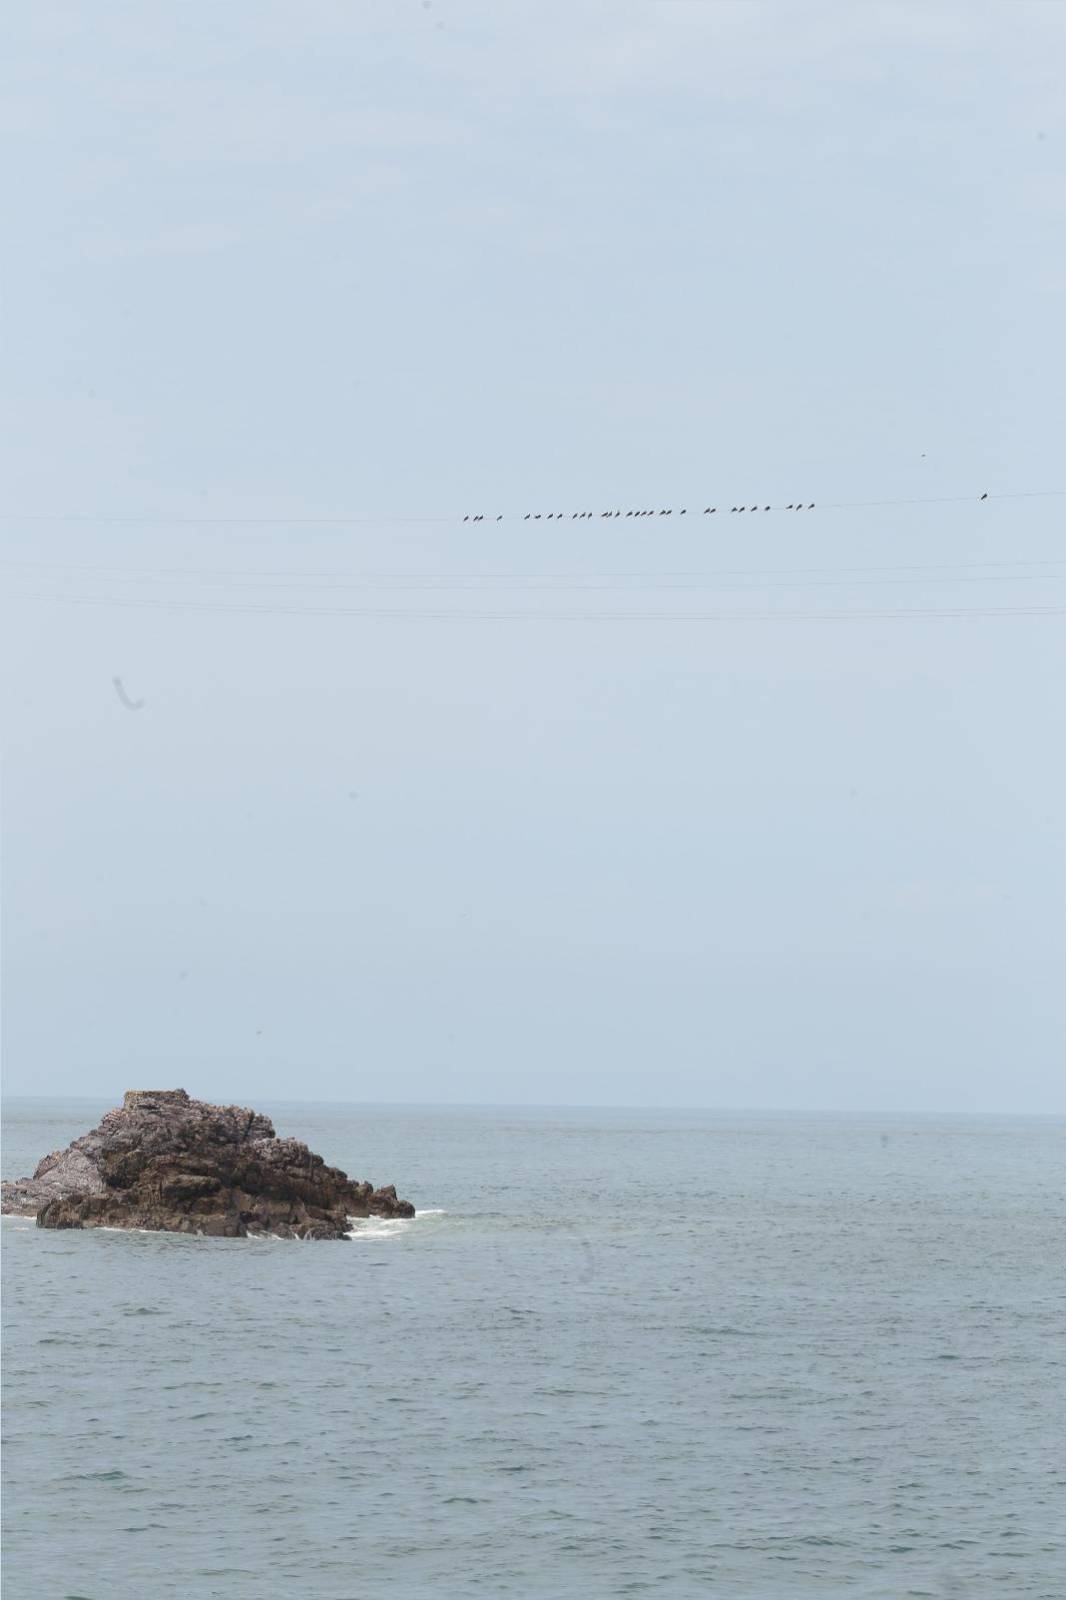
[2,1101,1064,1599]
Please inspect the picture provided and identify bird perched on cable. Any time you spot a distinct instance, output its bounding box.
[980,492,988,501]
[808,503,815,509]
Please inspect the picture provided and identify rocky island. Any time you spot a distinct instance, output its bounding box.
[0,1089,415,1239]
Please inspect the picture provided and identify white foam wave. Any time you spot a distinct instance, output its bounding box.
[345,1207,446,1241]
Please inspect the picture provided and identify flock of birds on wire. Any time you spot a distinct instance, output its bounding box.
[461,494,993,523]
[463,504,817,523]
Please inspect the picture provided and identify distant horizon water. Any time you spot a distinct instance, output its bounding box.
[4,1092,1065,1120]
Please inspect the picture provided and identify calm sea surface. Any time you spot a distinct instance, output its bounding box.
[3,1101,1064,1598]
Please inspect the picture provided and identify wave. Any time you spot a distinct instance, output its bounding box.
[346,1207,447,1242]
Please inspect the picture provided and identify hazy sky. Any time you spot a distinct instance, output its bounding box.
[2,1,1063,1110]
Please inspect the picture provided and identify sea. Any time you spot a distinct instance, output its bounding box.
[2,1100,1064,1599]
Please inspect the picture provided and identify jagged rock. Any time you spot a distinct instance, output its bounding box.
[0,1089,415,1240]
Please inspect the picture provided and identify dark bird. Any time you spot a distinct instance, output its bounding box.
[680,508,687,515]
[786,504,794,510]
[524,513,531,519]
[496,515,502,522]
[764,506,770,512]
[463,514,470,522]
[980,492,988,501]
[113,676,145,712]
[534,513,542,520]
[625,510,633,517]
[808,502,815,509]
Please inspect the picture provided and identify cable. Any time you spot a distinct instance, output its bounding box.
[3,554,1065,590]
[6,589,1065,623]
[1,487,1063,526]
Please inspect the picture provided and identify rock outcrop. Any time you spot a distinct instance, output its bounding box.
[0,1089,415,1239]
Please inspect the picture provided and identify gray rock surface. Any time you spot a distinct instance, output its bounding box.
[1,1089,415,1239]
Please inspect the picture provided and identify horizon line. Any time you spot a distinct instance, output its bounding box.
[1,1093,1063,1120]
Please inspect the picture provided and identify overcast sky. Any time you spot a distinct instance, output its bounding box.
[2,1,1063,1110]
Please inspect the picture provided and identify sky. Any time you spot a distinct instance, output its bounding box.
[1,0,1063,1110]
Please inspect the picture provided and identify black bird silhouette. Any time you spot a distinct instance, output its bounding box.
[764,505,770,511]
[680,508,687,515]
[808,502,815,509]
[113,676,145,712]
[463,514,470,522]
[980,492,988,501]
[496,515,503,522]
[534,513,542,519]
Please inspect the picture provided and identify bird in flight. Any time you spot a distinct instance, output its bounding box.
[112,677,144,712]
